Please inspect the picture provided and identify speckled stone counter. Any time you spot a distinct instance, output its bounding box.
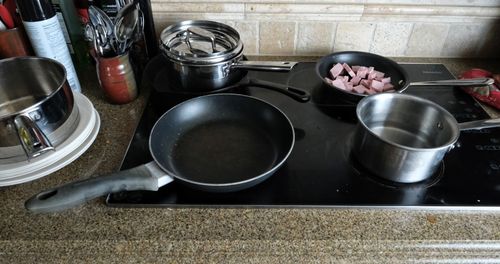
[1,58,500,263]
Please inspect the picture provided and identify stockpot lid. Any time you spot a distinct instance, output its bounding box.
[159,20,243,64]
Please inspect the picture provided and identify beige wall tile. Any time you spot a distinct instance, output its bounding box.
[259,21,296,55]
[334,22,376,52]
[441,24,487,57]
[370,23,413,56]
[226,21,259,55]
[406,23,449,57]
[296,22,335,55]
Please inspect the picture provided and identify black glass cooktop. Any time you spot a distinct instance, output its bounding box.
[106,57,500,209]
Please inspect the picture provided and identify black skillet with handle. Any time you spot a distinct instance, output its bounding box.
[315,51,494,102]
[25,93,297,213]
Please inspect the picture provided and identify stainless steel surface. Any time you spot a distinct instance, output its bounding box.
[114,2,139,54]
[159,20,298,91]
[231,61,298,71]
[88,6,115,57]
[0,57,74,162]
[160,20,243,64]
[13,114,54,159]
[458,118,500,130]
[352,93,460,183]
[409,78,494,87]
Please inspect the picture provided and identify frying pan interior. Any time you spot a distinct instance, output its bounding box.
[315,51,409,101]
[149,94,294,192]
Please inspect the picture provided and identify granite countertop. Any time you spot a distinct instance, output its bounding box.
[1,57,500,263]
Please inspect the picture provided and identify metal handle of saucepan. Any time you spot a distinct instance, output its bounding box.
[13,114,54,159]
[458,118,500,131]
[25,161,174,213]
[186,26,217,53]
[409,78,494,87]
[231,61,298,71]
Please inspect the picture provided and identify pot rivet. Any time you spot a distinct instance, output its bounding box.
[30,111,42,121]
[437,122,444,130]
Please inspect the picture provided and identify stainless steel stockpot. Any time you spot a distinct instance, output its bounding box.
[0,57,77,163]
[351,93,500,183]
[159,20,297,91]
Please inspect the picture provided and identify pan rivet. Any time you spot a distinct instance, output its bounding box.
[437,122,444,130]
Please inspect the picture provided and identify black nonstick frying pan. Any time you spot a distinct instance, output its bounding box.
[25,94,295,213]
[316,51,494,102]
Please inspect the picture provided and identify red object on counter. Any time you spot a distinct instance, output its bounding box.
[459,68,500,110]
[96,52,138,104]
[0,4,14,28]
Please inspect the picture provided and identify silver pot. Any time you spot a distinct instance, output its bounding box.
[159,20,297,91]
[0,57,77,163]
[352,93,500,183]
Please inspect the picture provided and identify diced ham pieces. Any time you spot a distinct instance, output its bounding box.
[342,63,356,78]
[330,79,347,90]
[353,85,367,94]
[325,62,394,95]
[370,80,384,92]
[329,63,344,78]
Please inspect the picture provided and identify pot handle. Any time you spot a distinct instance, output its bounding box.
[13,114,54,159]
[186,26,217,53]
[25,161,174,213]
[232,61,298,71]
[247,78,310,102]
[458,118,500,131]
[409,78,494,87]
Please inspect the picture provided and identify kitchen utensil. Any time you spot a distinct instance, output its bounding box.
[316,51,494,102]
[25,94,295,213]
[159,20,298,91]
[351,93,500,183]
[0,93,99,186]
[88,5,115,56]
[149,54,310,101]
[0,57,76,162]
[114,2,139,54]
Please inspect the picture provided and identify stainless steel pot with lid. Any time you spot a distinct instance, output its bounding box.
[0,57,77,163]
[159,20,298,91]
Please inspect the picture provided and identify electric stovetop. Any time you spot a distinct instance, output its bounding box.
[107,56,500,209]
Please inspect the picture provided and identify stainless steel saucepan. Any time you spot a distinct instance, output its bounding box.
[0,57,76,163]
[351,93,500,183]
[159,20,298,91]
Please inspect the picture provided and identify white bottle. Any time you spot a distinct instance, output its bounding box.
[16,0,82,92]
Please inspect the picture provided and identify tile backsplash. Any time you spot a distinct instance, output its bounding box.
[151,0,500,58]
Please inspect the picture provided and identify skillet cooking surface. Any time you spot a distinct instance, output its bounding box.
[149,94,294,186]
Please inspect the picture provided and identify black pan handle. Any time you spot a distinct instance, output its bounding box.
[247,78,311,102]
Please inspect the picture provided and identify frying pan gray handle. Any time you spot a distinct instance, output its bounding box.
[409,78,494,87]
[25,162,172,214]
[459,118,500,131]
[247,78,311,102]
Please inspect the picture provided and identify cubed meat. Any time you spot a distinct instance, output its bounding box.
[373,70,385,79]
[351,76,362,85]
[381,77,391,84]
[342,63,356,78]
[330,79,347,90]
[370,80,384,92]
[353,85,367,94]
[383,83,395,91]
[329,63,344,78]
